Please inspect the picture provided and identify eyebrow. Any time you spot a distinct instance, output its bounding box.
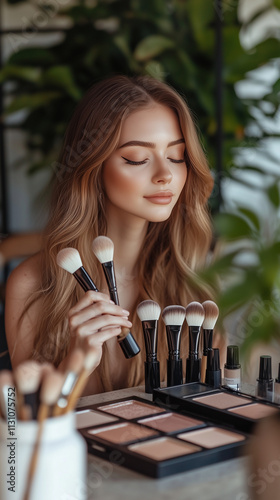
[118,138,185,149]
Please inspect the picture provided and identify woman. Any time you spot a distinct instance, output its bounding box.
[5,75,215,394]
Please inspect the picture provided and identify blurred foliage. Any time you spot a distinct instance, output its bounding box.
[200,169,280,358]
[0,0,279,210]
[1,0,280,355]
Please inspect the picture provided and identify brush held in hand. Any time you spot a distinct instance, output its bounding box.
[92,236,140,359]
[56,247,98,292]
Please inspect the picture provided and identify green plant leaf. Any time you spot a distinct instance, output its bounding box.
[214,213,254,240]
[218,273,260,313]
[41,66,82,100]
[5,92,62,114]
[0,66,41,84]
[144,60,166,81]
[134,35,175,61]
[199,249,241,280]
[267,183,280,207]
[238,207,260,231]
[8,48,56,67]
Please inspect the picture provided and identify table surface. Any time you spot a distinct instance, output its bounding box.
[77,387,249,500]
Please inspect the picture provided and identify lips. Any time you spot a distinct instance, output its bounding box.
[144,191,174,205]
[144,191,174,198]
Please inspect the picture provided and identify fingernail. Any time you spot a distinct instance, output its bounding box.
[122,309,130,315]
[110,300,115,304]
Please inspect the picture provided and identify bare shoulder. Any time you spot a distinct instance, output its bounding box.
[5,253,43,368]
[5,252,42,298]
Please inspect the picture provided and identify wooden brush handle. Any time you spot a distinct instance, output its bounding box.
[23,404,49,500]
[201,355,207,383]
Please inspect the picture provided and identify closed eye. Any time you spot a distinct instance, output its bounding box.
[167,158,185,164]
[121,156,147,165]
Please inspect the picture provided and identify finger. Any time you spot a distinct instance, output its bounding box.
[69,302,130,330]
[69,290,112,315]
[87,326,123,346]
[75,316,132,338]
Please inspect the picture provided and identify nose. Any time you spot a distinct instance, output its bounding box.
[151,160,173,184]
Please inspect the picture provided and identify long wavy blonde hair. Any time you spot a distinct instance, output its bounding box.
[29,75,215,391]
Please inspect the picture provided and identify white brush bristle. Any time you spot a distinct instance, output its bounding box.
[185,301,205,327]
[162,305,186,326]
[56,248,82,274]
[136,300,161,321]
[0,370,13,388]
[40,373,64,406]
[92,236,114,263]
[14,361,42,394]
[202,300,219,329]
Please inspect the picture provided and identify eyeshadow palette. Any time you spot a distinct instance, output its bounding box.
[77,396,249,478]
[153,383,280,433]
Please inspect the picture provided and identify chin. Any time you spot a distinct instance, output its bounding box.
[147,213,173,223]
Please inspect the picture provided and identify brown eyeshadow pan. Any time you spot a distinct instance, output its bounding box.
[128,436,201,461]
[228,403,279,419]
[178,426,246,448]
[75,410,118,429]
[193,392,253,409]
[98,400,165,419]
[88,422,158,444]
[138,412,204,433]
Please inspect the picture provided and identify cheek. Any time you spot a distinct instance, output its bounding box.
[103,166,142,199]
[176,167,188,192]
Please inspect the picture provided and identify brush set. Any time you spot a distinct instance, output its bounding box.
[0,347,99,500]
[137,299,219,393]
[56,237,220,393]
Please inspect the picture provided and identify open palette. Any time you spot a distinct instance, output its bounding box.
[153,383,280,433]
[77,396,249,478]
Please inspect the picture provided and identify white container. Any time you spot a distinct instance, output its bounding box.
[0,412,87,500]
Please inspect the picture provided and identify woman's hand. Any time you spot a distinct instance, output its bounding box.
[68,290,132,364]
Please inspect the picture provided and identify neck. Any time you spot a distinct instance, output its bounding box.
[106,209,148,280]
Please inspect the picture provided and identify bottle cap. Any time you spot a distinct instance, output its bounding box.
[225,345,241,369]
[258,355,273,382]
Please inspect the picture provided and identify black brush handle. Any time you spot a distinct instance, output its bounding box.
[102,261,119,304]
[73,267,98,292]
[166,325,182,361]
[101,261,140,358]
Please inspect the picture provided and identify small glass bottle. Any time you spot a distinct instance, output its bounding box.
[224,345,241,390]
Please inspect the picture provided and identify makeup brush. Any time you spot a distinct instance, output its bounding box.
[53,349,85,416]
[92,236,140,359]
[66,347,100,412]
[185,301,205,383]
[14,361,42,420]
[162,305,186,387]
[201,300,219,383]
[23,371,65,500]
[56,247,98,292]
[0,370,14,420]
[136,300,161,393]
